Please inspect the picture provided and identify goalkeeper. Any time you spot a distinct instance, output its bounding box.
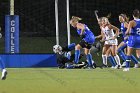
[53,42,101,69]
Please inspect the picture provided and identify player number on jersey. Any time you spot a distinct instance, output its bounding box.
[136,28,140,35]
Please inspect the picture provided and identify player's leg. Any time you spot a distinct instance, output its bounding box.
[0,57,7,80]
[117,42,127,63]
[131,55,139,68]
[66,43,76,59]
[85,48,93,68]
[106,48,117,68]
[101,45,110,68]
[74,44,82,64]
[118,41,139,68]
[111,45,121,69]
[117,42,139,67]
[136,49,140,58]
[123,46,133,71]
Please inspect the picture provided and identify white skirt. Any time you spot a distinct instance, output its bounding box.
[104,39,118,45]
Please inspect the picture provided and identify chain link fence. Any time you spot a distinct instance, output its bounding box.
[0,0,140,53]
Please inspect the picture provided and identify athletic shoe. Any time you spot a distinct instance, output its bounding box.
[114,65,122,69]
[65,63,75,69]
[118,65,122,69]
[92,63,96,69]
[1,70,7,80]
[111,66,115,69]
[121,62,126,67]
[123,68,129,71]
[134,64,139,68]
[100,64,108,69]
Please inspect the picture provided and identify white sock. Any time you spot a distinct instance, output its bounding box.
[2,69,6,72]
[92,60,94,64]
[102,55,107,65]
[114,55,121,65]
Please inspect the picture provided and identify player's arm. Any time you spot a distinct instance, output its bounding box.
[124,22,129,28]
[95,34,102,39]
[125,20,135,35]
[100,30,106,42]
[109,24,120,39]
[77,23,85,36]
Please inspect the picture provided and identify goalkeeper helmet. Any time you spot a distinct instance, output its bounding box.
[53,45,62,54]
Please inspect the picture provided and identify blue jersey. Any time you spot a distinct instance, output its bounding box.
[77,24,95,44]
[127,19,140,49]
[131,19,140,35]
[121,23,128,43]
[121,23,127,37]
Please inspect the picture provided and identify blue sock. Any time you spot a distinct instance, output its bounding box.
[131,55,138,64]
[118,50,126,62]
[126,61,130,68]
[74,50,80,64]
[117,44,127,61]
[108,56,117,67]
[68,43,76,51]
[125,56,131,68]
[0,57,5,71]
[86,54,93,67]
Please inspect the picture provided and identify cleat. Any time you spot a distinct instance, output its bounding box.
[134,64,139,68]
[100,64,108,69]
[123,68,129,71]
[65,63,75,69]
[118,65,122,69]
[92,63,96,69]
[121,62,126,67]
[1,70,8,80]
[114,65,122,69]
[111,66,115,69]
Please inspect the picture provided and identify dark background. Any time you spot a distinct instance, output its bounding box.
[0,0,140,53]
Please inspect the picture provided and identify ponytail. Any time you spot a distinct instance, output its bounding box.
[119,14,129,22]
[71,16,82,22]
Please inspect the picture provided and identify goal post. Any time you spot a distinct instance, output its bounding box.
[66,0,71,59]
[5,0,19,53]
[66,0,70,46]
[55,0,59,45]
[10,0,14,15]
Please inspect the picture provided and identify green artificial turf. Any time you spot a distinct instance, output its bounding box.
[0,68,140,93]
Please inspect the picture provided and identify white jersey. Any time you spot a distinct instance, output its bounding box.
[102,26,118,45]
[102,26,115,40]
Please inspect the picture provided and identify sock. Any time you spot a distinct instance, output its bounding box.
[74,50,80,64]
[86,54,93,67]
[92,60,94,64]
[108,56,117,67]
[117,44,127,61]
[102,55,107,65]
[125,56,131,68]
[114,55,121,65]
[118,50,126,62]
[68,43,76,51]
[131,55,138,64]
[0,57,5,71]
